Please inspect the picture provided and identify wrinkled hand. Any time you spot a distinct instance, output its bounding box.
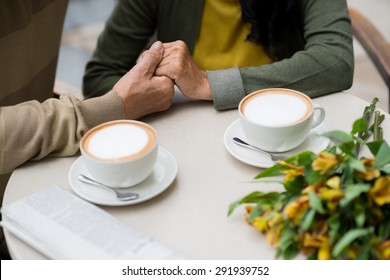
[155,40,212,101]
[113,41,174,119]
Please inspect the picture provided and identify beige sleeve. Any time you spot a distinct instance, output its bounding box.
[0,91,124,174]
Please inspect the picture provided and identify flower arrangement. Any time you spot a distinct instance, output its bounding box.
[228,98,390,259]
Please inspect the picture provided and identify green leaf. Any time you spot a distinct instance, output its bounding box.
[308,191,325,214]
[328,213,340,227]
[374,141,390,167]
[338,141,357,156]
[306,252,317,260]
[228,191,264,216]
[355,208,366,228]
[352,118,368,134]
[301,208,316,230]
[284,176,306,194]
[367,141,383,155]
[326,145,338,154]
[304,166,324,185]
[332,227,374,258]
[322,130,354,144]
[283,244,300,260]
[348,157,366,173]
[356,242,371,260]
[275,248,283,259]
[379,220,390,239]
[339,184,370,207]
[380,165,390,174]
[293,151,317,166]
[278,225,295,251]
[322,130,356,156]
[328,213,341,241]
[340,162,355,185]
[228,200,243,216]
[247,205,262,222]
[254,164,287,179]
[227,191,280,216]
[254,151,316,180]
[353,135,366,145]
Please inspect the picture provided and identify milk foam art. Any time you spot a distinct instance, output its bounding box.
[243,92,310,126]
[87,124,149,160]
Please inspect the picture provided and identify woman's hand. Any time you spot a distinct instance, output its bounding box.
[155,40,212,101]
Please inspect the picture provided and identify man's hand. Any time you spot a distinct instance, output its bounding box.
[113,41,174,119]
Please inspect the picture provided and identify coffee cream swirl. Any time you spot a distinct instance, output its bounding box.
[83,122,156,161]
[242,91,312,126]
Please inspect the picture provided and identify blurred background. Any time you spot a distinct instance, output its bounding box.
[56,0,115,91]
[56,0,390,111]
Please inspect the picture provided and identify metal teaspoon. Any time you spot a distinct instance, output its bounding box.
[77,174,139,201]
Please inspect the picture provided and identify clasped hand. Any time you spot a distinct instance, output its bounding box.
[113,41,211,120]
[156,40,212,101]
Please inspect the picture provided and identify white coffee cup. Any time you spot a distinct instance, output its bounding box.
[239,88,325,152]
[80,120,158,188]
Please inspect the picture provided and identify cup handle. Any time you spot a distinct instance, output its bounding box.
[311,103,325,129]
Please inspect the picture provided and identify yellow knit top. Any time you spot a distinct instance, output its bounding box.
[193,0,272,70]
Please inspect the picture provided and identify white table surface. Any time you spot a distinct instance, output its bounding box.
[3,92,389,260]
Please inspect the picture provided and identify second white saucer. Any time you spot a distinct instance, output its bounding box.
[224,119,330,168]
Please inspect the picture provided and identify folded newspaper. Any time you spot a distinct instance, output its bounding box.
[0,186,182,260]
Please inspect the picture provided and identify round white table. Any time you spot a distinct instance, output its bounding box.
[3,92,388,259]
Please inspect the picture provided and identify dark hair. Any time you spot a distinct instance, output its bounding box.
[239,0,298,60]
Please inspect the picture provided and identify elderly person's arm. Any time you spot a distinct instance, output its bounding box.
[0,42,173,174]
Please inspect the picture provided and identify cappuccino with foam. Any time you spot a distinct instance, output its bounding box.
[82,121,156,162]
[80,120,158,188]
[241,90,312,126]
[239,88,325,152]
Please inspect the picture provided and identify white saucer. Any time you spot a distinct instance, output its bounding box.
[224,120,330,168]
[68,147,177,206]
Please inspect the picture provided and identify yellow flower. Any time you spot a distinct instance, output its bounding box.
[266,223,284,247]
[250,215,269,233]
[318,188,344,201]
[248,210,284,235]
[245,206,265,230]
[245,207,285,247]
[301,232,326,248]
[326,176,341,189]
[356,158,380,181]
[369,176,390,206]
[300,233,331,259]
[279,161,304,182]
[303,177,344,205]
[317,176,344,208]
[377,240,390,260]
[312,152,339,174]
[302,181,325,195]
[284,196,309,224]
[300,221,331,259]
[317,245,331,260]
[315,176,345,201]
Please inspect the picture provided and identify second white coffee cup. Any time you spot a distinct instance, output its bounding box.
[239,88,325,152]
[80,120,158,188]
